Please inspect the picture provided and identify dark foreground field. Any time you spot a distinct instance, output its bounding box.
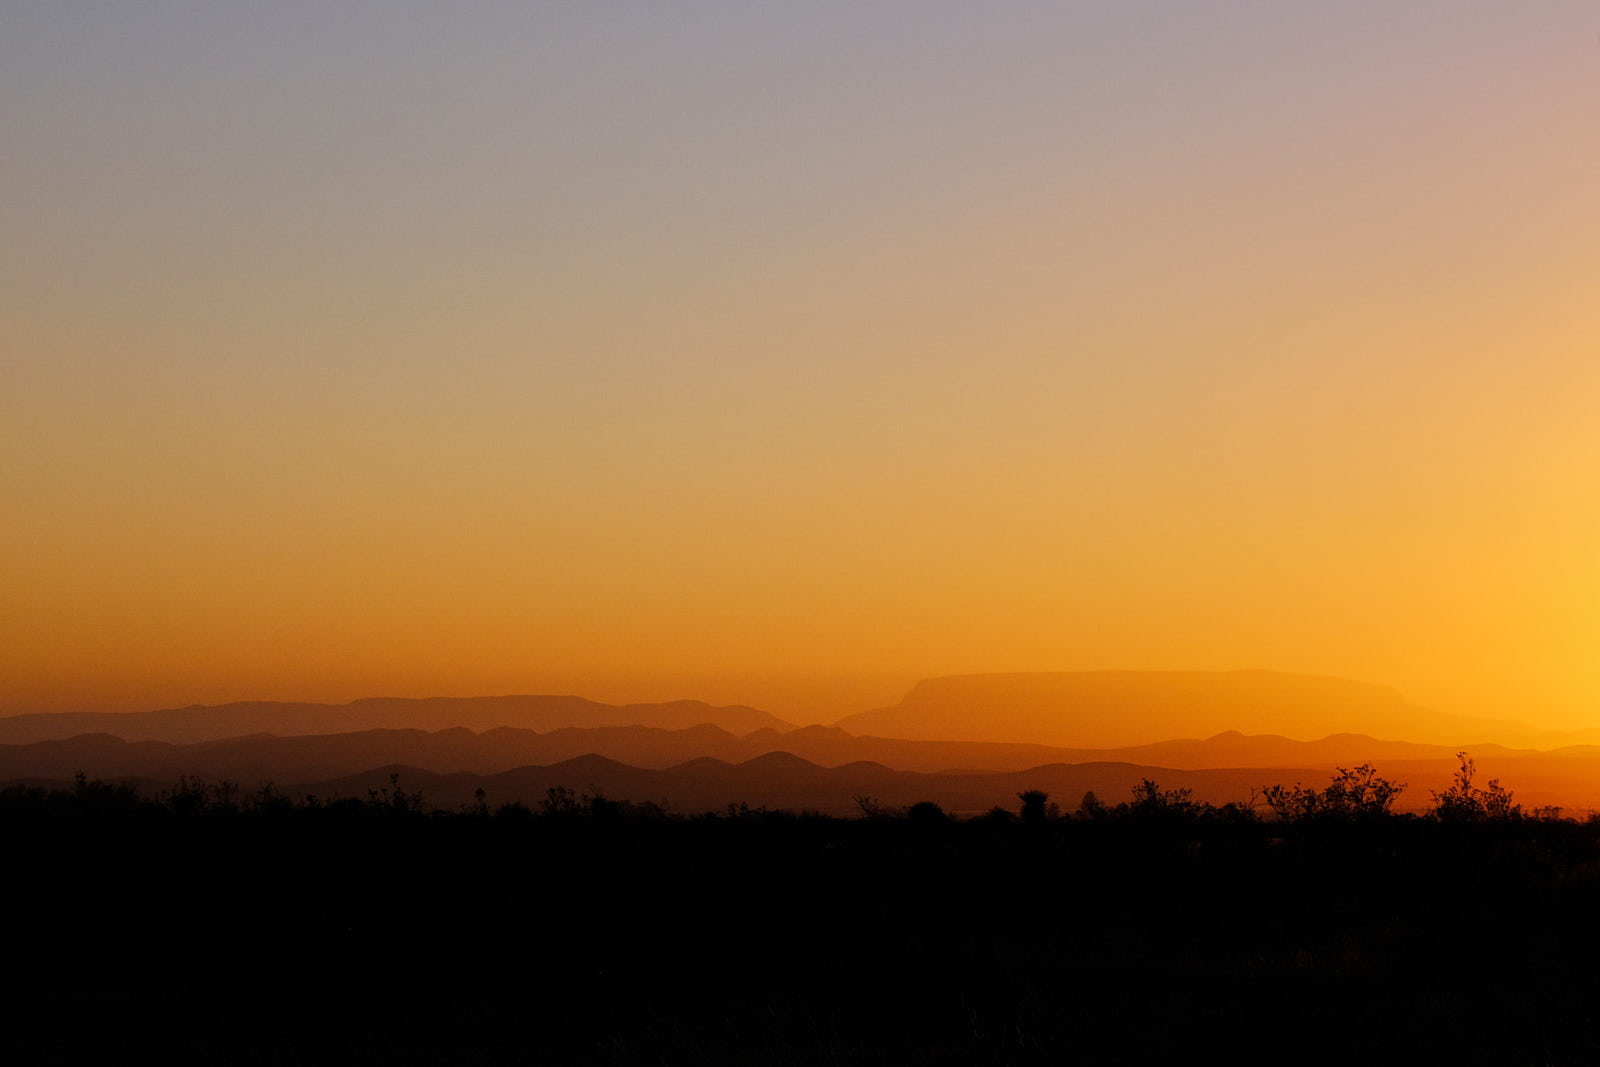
[5,778,1600,1065]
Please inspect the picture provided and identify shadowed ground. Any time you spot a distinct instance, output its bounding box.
[4,781,1595,1064]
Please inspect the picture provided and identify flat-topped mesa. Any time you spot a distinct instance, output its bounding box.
[834,670,1539,749]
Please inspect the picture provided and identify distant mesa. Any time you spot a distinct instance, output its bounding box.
[834,670,1540,749]
[0,695,794,746]
[2,671,1549,752]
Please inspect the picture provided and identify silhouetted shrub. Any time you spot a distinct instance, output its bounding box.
[1431,752,1520,822]
[542,785,581,816]
[366,772,425,815]
[854,794,886,819]
[1017,789,1050,824]
[162,775,243,817]
[247,780,295,815]
[1126,779,1198,817]
[66,771,149,817]
[493,801,535,825]
[1263,763,1403,822]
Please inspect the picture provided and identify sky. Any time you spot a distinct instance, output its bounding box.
[3,3,1598,727]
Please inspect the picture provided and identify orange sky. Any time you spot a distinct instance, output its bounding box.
[3,6,1598,728]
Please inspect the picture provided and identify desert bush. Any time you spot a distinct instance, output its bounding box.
[1263,764,1404,822]
[366,772,425,815]
[1127,779,1198,816]
[1017,789,1051,823]
[1431,752,1520,822]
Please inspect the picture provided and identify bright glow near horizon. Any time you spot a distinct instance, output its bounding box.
[4,4,1599,727]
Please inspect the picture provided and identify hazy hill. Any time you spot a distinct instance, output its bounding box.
[835,670,1539,748]
[743,726,1534,774]
[0,695,793,745]
[0,725,753,783]
[0,723,1548,788]
[1097,731,1528,770]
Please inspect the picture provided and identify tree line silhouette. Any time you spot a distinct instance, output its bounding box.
[3,749,1543,827]
[2,754,1594,1064]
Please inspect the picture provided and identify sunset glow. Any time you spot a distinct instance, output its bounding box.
[4,4,1598,729]
[13,11,1600,1065]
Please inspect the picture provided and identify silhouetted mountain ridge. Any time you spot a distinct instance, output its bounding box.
[0,722,1563,788]
[0,695,792,745]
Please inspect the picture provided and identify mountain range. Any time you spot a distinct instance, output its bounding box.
[0,721,1559,785]
[0,694,791,745]
[4,671,1597,814]
[7,721,1600,815]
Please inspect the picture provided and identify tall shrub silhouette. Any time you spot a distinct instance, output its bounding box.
[1431,752,1520,821]
[1017,789,1050,824]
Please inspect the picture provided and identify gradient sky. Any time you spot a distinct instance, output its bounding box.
[4,3,1598,726]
